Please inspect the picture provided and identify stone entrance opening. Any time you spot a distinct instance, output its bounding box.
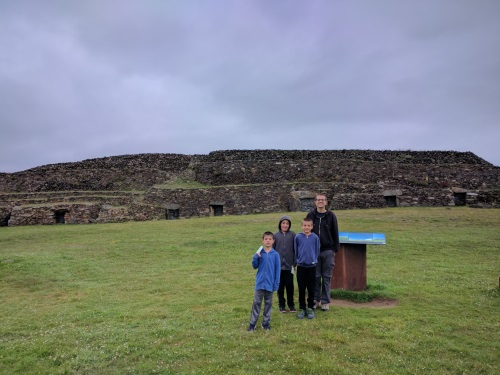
[454,192,467,206]
[54,210,67,224]
[167,209,180,220]
[384,195,398,207]
[210,203,224,216]
[289,191,317,212]
[383,189,401,208]
[299,198,315,211]
[164,203,180,220]
[0,213,10,227]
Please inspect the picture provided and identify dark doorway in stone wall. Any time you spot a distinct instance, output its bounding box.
[384,195,398,207]
[0,213,10,227]
[54,210,67,224]
[210,204,224,217]
[167,209,180,220]
[454,192,467,206]
[299,198,315,211]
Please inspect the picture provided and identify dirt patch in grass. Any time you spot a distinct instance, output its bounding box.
[330,297,399,309]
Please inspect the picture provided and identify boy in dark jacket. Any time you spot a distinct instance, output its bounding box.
[294,217,320,319]
[306,194,340,311]
[248,231,281,331]
[274,215,296,313]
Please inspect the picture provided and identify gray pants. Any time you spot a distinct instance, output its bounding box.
[249,289,274,326]
[315,250,335,304]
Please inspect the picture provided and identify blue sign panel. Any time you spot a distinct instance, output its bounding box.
[339,232,386,245]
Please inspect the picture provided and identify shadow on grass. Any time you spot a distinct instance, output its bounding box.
[330,283,398,308]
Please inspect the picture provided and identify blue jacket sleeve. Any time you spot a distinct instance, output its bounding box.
[274,253,281,291]
[252,253,260,269]
[315,236,320,261]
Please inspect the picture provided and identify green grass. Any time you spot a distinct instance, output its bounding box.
[0,207,499,374]
[330,283,392,302]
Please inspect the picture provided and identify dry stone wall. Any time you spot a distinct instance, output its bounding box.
[8,204,101,226]
[194,150,497,189]
[0,150,498,226]
[0,153,192,192]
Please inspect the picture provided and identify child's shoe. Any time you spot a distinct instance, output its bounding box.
[321,303,330,311]
[307,308,315,319]
[247,324,256,332]
[297,309,306,319]
[279,306,287,313]
[289,306,297,313]
[261,324,271,331]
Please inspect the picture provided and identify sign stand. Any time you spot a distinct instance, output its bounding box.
[331,232,386,291]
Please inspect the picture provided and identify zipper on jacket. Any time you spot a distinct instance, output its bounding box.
[318,217,322,240]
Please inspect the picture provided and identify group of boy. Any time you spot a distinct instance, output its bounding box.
[248,194,340,332]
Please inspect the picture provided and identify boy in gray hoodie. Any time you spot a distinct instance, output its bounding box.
[274,216,297,313]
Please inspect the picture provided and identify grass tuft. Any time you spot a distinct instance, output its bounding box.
[331,283,393,302]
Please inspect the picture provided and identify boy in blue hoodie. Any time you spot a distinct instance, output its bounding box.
[294,217,320,319]
[248,232,281,332]
[248,231,281,332]
[274,215,296,313]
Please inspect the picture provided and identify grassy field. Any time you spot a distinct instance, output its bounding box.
[0,207,499,374]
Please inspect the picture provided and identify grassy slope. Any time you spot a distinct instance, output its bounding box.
[0,207,499,374]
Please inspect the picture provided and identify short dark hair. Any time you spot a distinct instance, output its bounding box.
[262,231,275,239]
[302,217,313,224]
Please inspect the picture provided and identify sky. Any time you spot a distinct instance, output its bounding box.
[1,0,499,173]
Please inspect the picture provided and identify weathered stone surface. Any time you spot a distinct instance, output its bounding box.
[0,150,498,226]
[7,204,101,226]
[383,189,402,196]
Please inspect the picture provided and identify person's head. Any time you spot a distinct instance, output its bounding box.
[314,194,328,212]
[279,216,292,233]
[301,217,314,235]
[261,231,275,249]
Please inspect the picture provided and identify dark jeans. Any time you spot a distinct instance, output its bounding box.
[297,265,316,310]
[315,250,335,304]
[277,269,295,309]
[249,289,273,326]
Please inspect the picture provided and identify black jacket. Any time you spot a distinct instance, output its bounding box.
[306,209,340,253]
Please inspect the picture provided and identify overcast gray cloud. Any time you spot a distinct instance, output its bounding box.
[1,0,499,172]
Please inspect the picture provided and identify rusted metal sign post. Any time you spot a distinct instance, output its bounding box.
[331,232,386,291]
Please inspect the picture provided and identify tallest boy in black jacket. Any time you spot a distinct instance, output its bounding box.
[306,193,340,311]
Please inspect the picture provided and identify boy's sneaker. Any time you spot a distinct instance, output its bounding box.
[307,308,315,319]
[279,306,287,313]
[297,309,306,319]
[313,301,321,309]
[261,324,271,331]
[289,306,297,313]
[321,303,330,311]
[247,324,256,332]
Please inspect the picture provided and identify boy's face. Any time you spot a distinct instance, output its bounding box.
[301,220,313,234]
[280,220,290,232]
[262,235,275,248]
